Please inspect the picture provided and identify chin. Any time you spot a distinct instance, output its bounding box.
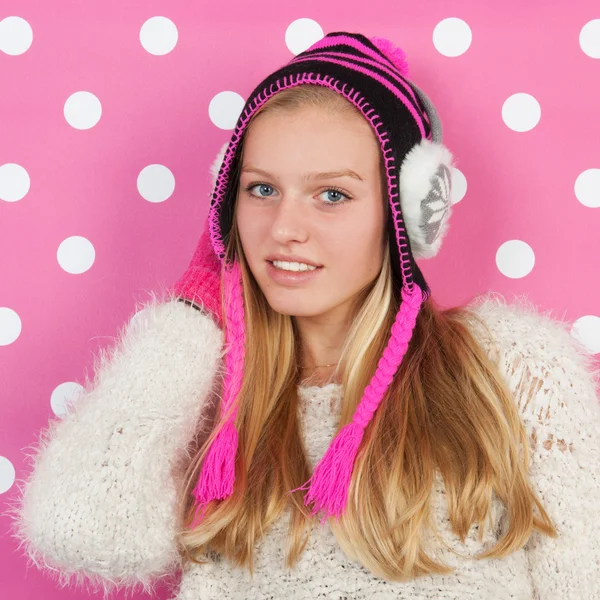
[266,302,320,318]
[252,272,328,317]
[261,295,324,318]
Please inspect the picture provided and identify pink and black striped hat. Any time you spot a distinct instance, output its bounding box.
[174,31,455,525]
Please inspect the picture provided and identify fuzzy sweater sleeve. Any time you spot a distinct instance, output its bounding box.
[5,293,225,600]
[471,294,600,600]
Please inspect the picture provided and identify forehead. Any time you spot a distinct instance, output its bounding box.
[239,109,381,181]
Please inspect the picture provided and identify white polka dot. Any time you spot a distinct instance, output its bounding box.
[140,16,178,56]
[51,382,86,418]
[450,167,467,204]
[128,310,143,331]
[0,456,16,494]
[64,91,102,130]
[126,305,152,335]
[208,91,246,130]
[580,19,600,59]
[0,307,22,346]
[496,240,535,279]
[285,18,324,55]
[502,93,541,132]
[137,164,175,203]
[0,16,33,55]
[0,163,30,202]
[571,315,600,355]
[57,236,96,274]
[432,18,472,57]
[575,168,600,208]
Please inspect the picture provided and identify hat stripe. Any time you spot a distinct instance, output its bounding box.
[290,54,427,137]
[293,50,422,105]
[296,32,401,73]
[291,33,430,128]
[284,57,426,140]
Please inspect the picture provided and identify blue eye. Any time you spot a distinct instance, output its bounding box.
[245,184,275,198]
[321,188,349,206]
[243,183,352,208]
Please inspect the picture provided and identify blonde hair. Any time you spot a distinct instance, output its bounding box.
[174,84,557,580]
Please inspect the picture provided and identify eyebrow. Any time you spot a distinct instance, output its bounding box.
[241,166,364,182]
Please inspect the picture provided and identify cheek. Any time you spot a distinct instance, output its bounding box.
[334,219,384,276]
[236,205,265,259]
[236,200,253,237]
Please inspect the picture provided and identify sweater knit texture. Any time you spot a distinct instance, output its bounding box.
[5,290,600,600]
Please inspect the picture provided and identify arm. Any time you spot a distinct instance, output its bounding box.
[4,292,224,599]
[472,294,600,599]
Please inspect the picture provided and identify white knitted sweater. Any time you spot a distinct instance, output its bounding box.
[6,291,600,600]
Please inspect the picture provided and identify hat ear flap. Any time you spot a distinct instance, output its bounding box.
[398,139,455,260]
[210,141,230,189]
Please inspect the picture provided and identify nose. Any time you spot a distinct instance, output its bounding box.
[269,195,309,244]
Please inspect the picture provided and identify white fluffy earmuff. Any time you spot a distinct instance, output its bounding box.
[398,138,454,259]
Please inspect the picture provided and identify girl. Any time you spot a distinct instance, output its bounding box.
[10,31,600,600]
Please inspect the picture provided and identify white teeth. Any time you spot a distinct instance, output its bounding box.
[272,260,317,272]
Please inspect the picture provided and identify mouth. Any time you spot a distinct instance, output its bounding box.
[266,260,323,269]
[266,261,324,285]
[266,257,323,268]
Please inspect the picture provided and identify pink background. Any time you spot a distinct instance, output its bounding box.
[1,2,599,599]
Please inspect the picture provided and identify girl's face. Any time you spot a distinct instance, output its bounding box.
[235,105,386,324]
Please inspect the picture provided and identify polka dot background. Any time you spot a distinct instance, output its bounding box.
[1,4,599,598]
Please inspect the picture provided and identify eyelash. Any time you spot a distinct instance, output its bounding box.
[243,182,353,208]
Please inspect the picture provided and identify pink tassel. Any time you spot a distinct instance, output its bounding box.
[190,419,238,522]
[370,36,410,77]
[290,420,365,525]
[188,259,246,528]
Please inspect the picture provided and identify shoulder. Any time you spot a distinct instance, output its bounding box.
[464,291,591,370]
[463,291,600,438]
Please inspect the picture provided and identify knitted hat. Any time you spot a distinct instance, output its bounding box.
[172,31,455,526]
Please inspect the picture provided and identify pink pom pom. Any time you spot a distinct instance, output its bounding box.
[370,36,410,77]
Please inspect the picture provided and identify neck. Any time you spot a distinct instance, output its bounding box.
[296,328,345,389]
[294,299,357,385]
[296,323,346,371]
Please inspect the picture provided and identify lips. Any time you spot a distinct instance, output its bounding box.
[266,260,323,285]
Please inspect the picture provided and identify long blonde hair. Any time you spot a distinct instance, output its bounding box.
[175,84,557,580]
